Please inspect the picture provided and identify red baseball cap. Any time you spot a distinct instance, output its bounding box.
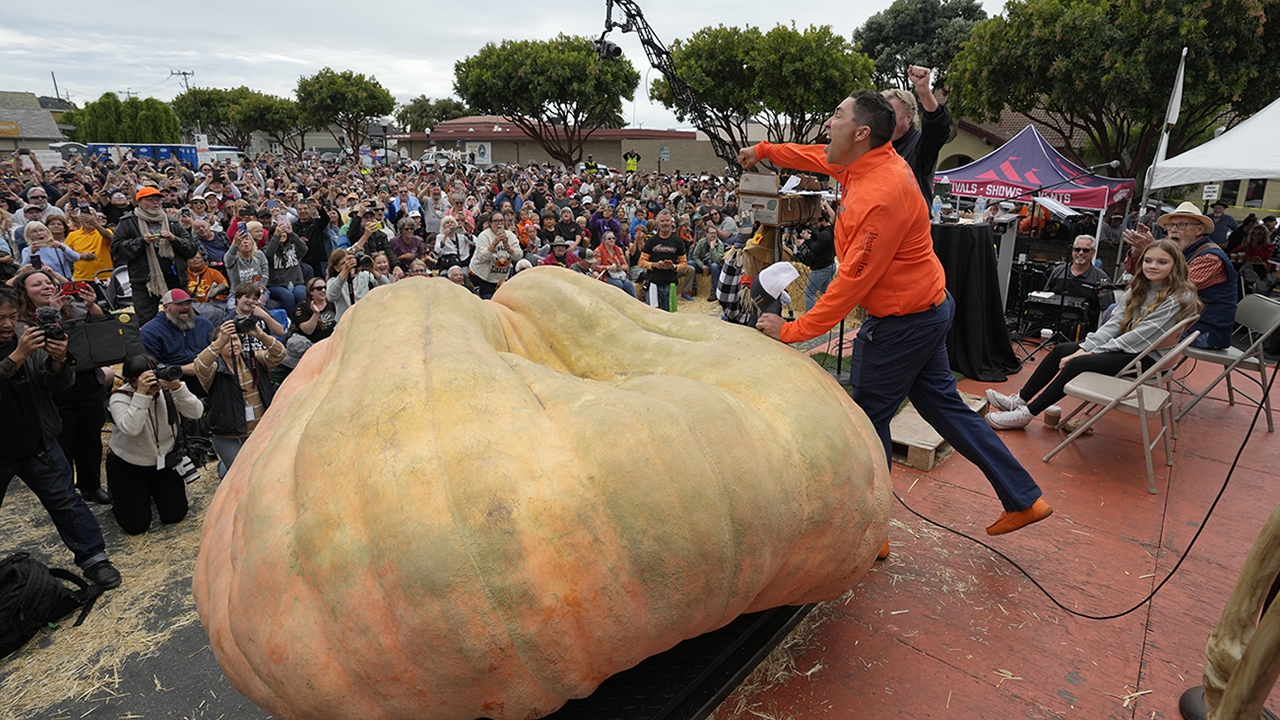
[161,289,192,304]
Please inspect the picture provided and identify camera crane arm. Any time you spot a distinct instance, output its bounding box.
[597,0,742,174]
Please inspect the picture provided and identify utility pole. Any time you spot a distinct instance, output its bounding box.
[169,70,195,93]
[121,88,137,99]
[171,70,200,138]
[51,72,60,102]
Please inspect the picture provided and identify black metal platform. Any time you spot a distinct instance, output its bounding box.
[535,603,815,720]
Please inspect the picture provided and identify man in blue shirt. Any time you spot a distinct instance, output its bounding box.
[1208,200,1239,245]
[140,289,214,388]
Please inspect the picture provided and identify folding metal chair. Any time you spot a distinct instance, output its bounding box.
[1043,319,1202,495]
[1174,295,1280,432]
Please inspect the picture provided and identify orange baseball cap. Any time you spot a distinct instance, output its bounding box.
[135,186,163,201]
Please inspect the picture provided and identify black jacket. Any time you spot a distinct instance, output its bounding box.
[205,352,275,437]
[111,213,199,295]
[804,224,836,269]
[293,215,330,267]
[893,104,952,202]
[0,327,74,459]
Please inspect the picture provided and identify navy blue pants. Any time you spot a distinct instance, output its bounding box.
[0,444,109,568]
[849,294,1043,513]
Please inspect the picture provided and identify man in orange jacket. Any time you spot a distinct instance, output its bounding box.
[741,90,1052,536]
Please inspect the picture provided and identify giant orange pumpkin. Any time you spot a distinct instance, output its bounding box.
[193,267,889,720]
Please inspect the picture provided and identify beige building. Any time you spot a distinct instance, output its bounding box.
[397,116,726,174]
[0,91,66,152]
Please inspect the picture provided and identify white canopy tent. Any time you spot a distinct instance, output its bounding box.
[1150,97,1280,188]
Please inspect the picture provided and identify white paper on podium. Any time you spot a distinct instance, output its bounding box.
[759,262,799,298]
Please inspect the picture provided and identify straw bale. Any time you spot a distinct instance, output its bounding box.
[0,458,223,720]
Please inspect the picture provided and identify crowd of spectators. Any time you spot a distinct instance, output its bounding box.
[1,146,799,590]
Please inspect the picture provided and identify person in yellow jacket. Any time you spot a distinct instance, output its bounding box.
[66,209,114,281]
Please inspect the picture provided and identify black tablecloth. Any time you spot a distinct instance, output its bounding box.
[932,223,1020,382]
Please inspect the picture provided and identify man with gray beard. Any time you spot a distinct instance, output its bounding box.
[140,289,215,382]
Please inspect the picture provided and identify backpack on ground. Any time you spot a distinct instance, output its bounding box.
[0,552,103,658]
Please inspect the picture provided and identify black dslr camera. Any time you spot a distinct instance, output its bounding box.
[233,316,259,336]
[33,306,65,341]
[154,364,183,382]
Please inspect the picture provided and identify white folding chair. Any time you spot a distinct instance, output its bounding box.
[1043,321,1202,495]
[1174,295,1280,432]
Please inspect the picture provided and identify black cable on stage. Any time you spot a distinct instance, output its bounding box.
[890,348,1279,621]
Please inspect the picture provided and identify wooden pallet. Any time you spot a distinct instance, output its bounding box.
[890,391,988,471]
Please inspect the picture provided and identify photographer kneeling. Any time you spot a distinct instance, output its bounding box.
[196,318,286,478]
[106,356,204,535]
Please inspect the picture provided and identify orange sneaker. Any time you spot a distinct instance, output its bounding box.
[876,539,890,560]
[986,498,1054,536]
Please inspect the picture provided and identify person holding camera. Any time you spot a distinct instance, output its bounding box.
[228,282,285,353]
[196,318,286,478]
[17,220,80,283]
[264,220,308,315]
[13,266,114,504]
[66,208,114,282]
[349,206,393,258]
[222,224,269,292]
[469,211,522,299]
[323,249,370,321]
[0,286,121,588]
[112,186,198,325]
[434,215,472,270]
[798,204,837,311]
[106,355,204,534]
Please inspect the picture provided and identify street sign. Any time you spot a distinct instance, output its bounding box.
[1202,184,1221,201]
[659,146,670,162]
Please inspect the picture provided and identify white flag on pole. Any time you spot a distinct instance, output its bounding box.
[1164,47,1188,128]
[1155,47,1188,165]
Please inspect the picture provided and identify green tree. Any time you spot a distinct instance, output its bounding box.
[454,34,640,168]
[171,87,255,148]
[295,68,396,154]
[63,92,124,143]
[231,93,315,159]
[852,0,986,90]
[134,97,181,143]
[650,24,873,148]
[949,0,1280,185]
[395,96,470,133]
[62,93,177,143]
[753,24,875,144]
[650,25,761,154]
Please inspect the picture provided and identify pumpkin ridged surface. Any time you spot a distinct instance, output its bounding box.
[193,266,890,720]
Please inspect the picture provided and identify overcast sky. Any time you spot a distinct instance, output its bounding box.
[4,0,1004,130]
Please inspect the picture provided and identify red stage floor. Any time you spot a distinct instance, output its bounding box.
[736,354,1280,719]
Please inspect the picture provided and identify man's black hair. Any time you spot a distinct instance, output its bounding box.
[849,89,896,149]
[0,287,18,310]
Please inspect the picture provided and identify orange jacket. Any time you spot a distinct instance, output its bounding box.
[755,142,947,343]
